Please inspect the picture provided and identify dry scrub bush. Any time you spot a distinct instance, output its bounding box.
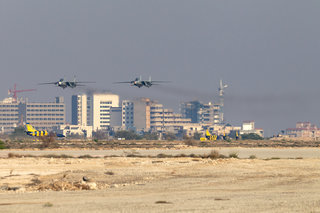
[105,171,115,175]
[43,202,53,207]
[203,150,223,159]
[228,152,239,158]
[78,155,96,158]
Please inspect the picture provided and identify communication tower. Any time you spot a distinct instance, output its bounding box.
[218,79,228,124]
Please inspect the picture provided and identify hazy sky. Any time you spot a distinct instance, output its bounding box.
[1,1,320,136]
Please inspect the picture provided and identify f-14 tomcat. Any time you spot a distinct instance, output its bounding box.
[114,76,169,88]
[39,77,94,89]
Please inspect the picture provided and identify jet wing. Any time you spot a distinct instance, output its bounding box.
[150,81,171,83]
[113,81,132,84]
[74,81,95,83]
[38,82,58,85]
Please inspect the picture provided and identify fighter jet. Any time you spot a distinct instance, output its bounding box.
[25,123,65,138]
[39,77,94,89]
[114,76,144,88]
[114,76,169,88]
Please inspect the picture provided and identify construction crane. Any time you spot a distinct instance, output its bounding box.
[8,84,36,102]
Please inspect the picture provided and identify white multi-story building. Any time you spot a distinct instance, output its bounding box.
[242,121,255,131]
[240,121,264,137]
[72,93,119,131]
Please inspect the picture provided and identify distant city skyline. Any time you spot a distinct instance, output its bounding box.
[1,1,320,136]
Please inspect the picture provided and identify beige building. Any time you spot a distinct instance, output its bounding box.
[121,98,191,133]
[26,97,65,131]
[0,97,21,133]
[183,124,203,137]
[285,122,320,139]
[205,124,241,136]
[0,96,65,133]
[72,93,119,131]
[150,103,191,132]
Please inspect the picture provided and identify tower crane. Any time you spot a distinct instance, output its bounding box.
[8,84,36,102]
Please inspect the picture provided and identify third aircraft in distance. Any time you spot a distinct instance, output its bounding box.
[114,76,169,88]
[39,77,95,89]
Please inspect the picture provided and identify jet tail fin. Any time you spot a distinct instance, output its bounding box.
[205,130,217,141]
[26,123,37,132]
[205,130,211,139]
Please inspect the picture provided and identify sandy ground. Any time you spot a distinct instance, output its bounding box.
[0,148,320,212]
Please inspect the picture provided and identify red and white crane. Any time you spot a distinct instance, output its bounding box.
[8,84,36,102]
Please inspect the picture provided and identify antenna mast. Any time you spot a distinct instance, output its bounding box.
[218,80,228,125]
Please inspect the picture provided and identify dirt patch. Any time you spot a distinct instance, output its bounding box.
[0,156,320,212]
[0,157,180,192]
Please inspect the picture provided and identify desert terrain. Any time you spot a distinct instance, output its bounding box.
[0,145,320,212]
